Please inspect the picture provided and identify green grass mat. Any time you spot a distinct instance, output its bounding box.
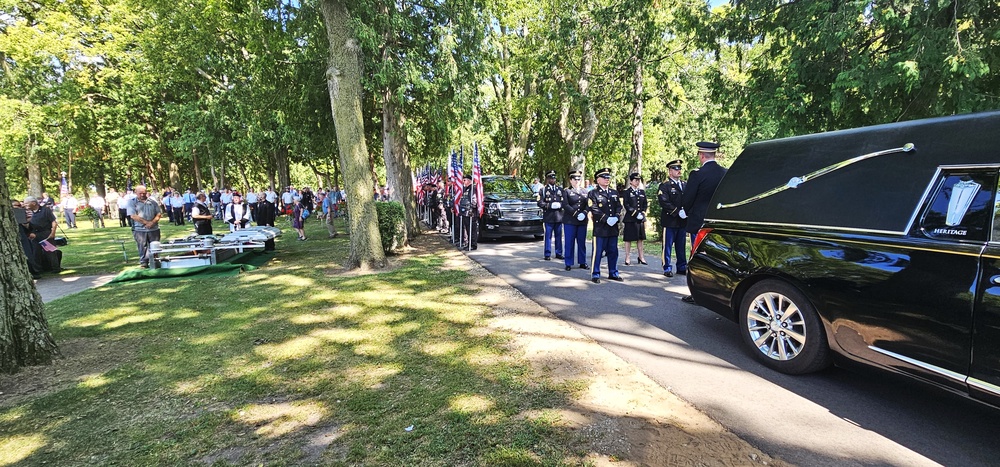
[109,250,274,283]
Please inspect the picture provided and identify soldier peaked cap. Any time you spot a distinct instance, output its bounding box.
[545,170,557,178]
[568,170,583,177]
[593,167,612,179]
[463,173,473,179]
[629,172,642,181]
[696,141,720,153]
[667,159,683,168]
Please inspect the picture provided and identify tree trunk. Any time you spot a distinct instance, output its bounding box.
[321,0,386,270]
[382,91,419,244]
[192,149,203,190]
[25,136,43,198]
[0,157,58,374]
[210,161,219,190]
[169,161,181,191]
[274,148,290,190]
[629,56,644,176]
[558,20,598,173]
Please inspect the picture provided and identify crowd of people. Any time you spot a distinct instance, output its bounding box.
[13,184,352,272]
[415,141,727,298]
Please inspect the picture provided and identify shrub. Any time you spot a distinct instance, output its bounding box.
[376,201,405,253]
[645,183,661,241]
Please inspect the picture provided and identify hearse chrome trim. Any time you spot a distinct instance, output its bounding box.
[701,222,985,257]
[902,167,943,237]
[968,377,1000,397]
[703,219,907,236]
[869,345,966,383]
[717,143,916,210]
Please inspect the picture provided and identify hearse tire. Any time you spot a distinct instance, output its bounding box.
[738,280,831,375]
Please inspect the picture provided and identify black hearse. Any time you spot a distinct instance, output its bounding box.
[686,111,1000,408]
[479,175,544,240]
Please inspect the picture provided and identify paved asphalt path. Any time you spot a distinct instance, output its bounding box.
[467,236,1000,467]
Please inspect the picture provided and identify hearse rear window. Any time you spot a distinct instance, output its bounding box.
[919,170,997,242]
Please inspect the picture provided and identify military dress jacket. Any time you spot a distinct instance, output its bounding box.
[536,184,565,224]
[657,178,687,229]
[561,187,590,226]
[622,186,648,223]
[680,161,727,234]
[588,187,623,237]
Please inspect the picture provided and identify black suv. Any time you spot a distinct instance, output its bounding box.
[686,111,1000,408]
[479,175,544,240]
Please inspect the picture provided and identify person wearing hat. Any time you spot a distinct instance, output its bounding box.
[536,170,564,260]
[127,185,162,268]
[680,141,727,302]
[560,170,589,271]
[657,159,688,277]
[457,173,479,249]
[587,168,624,283]
[622,172,648,266]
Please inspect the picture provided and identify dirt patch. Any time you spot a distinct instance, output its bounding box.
[413,231,789,466]
[0,338,139,408]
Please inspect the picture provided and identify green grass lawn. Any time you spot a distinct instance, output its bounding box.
[1,217,592,466]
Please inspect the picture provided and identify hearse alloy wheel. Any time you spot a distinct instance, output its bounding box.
[739,280,831,375]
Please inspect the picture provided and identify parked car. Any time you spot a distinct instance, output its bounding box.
[479,175,544,240]
[686,111,1000,408]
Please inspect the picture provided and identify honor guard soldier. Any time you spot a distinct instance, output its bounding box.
[537,170,564,260]
[622,172,648,265]
[658,159,688,277]
[680,141,727,302]
[561,170,589,271]
[588,167,623,283]
[457,173,478,250]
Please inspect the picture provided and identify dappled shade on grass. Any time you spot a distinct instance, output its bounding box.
[1,221,586,465]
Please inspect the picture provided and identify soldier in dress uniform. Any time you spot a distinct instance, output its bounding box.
[658,159,688,277]
[622,172,648,265]
[561,170,589,271]
[680,141,727,303]
[457,173,478,250]
[537,170,564,260]
[588,167,624,283]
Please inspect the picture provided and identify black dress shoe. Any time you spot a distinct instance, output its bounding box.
[592,277,601,284]
[681,295,695,303]
[664,271,674,277]
[544,256,551,260]
[677,270,687,275]
[608,275,623,282]
[565,266,572,271]
[579,264,588,269]
[555,254,564,259]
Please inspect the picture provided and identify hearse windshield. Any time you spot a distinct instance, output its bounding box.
[485,178,533,195]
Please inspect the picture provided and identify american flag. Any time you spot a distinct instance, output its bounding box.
[60,173,69,195]
[452,148,464,214]
[473,142,484,216]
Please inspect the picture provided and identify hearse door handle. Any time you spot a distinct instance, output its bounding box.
[991,276,1000,286]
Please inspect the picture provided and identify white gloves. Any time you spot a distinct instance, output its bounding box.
[577,212,586,221]
[678,208,687,219]
[550,202,561,210]
[607,216,619,226]
[637,213,644,221]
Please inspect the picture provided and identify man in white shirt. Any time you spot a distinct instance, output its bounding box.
[61,194,79,228]
[89,194,106,227]
[117,191,133,227]
[245,189,259,222]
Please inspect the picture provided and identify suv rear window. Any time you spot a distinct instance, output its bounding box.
[919,169,998,242]
[485,178,532,195]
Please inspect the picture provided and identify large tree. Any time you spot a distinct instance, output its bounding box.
[320,0,386,269]
[0,159,58,373]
